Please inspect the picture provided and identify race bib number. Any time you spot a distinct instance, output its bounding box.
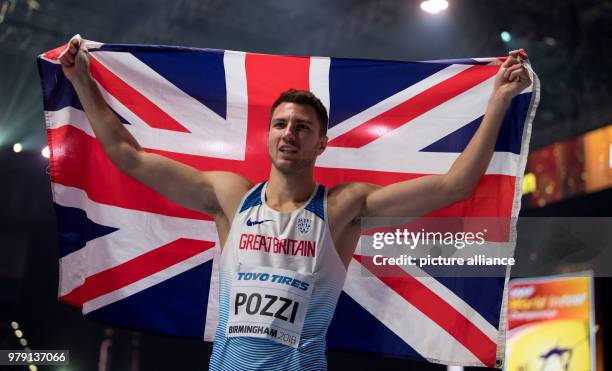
[226,266,314,348]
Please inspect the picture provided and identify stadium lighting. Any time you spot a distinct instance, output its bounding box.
[10,321,19,329]
[20,338,28,346]
[13,143,22,153]
[42,145,50,158]
[544,36,557,46]
[14,329,23,338]
[501,31,512,43]
[420,0,448,14]
[29,365,38,371]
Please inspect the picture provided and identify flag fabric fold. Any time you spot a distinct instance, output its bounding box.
[38,40,539,368]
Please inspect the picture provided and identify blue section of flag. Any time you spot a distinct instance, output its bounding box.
[420,93,531,154]
[130,49,227,119]
[327,292,426,361]
[328,59,447,128]
[433,277,505,328]
[38,60,83,112]
[88,260,213,338]
[54,203,119,258]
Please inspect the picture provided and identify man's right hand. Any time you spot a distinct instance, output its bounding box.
[59,34,90,84]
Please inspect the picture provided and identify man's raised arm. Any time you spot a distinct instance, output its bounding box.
[354,50,532,220]
[59,35,252,219]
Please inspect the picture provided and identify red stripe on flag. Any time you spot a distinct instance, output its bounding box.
[49,125,213,221]
[243,53,311,181]
[315,167,515,217]
[89,55,191,133]
[60,238,215,307]
[42,43,68,60]
[354,255,498,366]
[49,124,514,220]
[328,65,499,148]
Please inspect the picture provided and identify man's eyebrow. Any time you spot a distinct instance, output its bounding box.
[271,118,312,125]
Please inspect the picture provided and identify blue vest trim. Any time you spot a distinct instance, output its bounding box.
[239,182,265,213]
[304,185,325,220]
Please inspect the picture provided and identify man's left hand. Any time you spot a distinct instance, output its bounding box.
[492,49,532,102]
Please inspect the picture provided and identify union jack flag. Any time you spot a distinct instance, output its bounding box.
[37,41,539,368]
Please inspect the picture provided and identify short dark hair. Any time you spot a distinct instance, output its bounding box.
[270,89,328,136]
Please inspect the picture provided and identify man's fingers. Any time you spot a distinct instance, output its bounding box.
[502,61,521,78]
[502,56,519,68]
[68,34,87,55]
[503,63,522,78]
[70,34,82,46]
[508,69,523,82]
[59,53,74,67]
[59,56,70,67]
[60,34,82,62]
[68,52,76,63]
[503,48,528,67]
[63,53,75,66]
[76,38,88,53]
[508,67,530,84]
[69,39,81,54]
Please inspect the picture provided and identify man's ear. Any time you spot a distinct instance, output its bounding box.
[317,136,328,155]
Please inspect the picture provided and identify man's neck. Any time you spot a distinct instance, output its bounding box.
[266,167,316,211]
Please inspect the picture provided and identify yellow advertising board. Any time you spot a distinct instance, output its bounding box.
[506,274,595,371]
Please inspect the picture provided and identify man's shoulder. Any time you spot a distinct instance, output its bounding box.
[210,171,254,218]
[211,171,254,192]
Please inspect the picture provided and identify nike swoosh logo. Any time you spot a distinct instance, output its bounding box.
[246,218,273,226]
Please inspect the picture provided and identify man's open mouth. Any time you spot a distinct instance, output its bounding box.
[279,145,298,154]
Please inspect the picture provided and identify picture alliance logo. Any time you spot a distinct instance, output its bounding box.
[371,228,488,250]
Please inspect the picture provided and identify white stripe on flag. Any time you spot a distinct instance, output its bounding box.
[309,56,331,115]
[317,150,519,176]
[204,248,222,342]
[54,184,218,295]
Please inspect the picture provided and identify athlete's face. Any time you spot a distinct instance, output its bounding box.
[268,102,327,175]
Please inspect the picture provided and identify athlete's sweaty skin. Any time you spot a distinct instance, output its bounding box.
[59,34,531,269]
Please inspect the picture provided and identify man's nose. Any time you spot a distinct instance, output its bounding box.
[281,122,297,139]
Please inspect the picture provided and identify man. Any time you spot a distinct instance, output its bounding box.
[59,35,531,370]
